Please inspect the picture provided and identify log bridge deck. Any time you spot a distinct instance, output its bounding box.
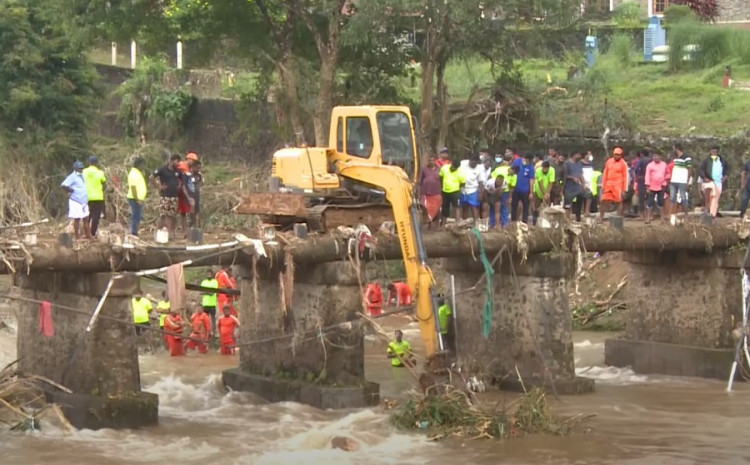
[0,220,747,274]
[8,219,750,429]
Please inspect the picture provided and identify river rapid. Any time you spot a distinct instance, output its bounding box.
[2,322,750,465]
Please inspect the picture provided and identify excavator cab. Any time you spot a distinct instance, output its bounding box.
[328,106,418,183]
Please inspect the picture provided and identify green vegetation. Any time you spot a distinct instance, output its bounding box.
[391,386,589,440]
[117,58,195,139]
[612,1,646,28]
[0,0,99,158]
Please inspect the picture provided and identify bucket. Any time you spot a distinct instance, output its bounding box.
[154,228,169,244]
[187,227,203,244]
[477,218,489,232]
[58,233,73,248]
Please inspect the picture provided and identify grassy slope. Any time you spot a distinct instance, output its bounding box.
[435,56,750,137]
[91,43,750,138]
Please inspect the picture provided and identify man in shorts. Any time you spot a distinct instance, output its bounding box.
[439,160,465,225]
[459,155,482,222]
[152,154,182,238]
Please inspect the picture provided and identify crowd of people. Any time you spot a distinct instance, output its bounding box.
[418,144,734,227]
[60,151,204,241]
[130,266,240,357]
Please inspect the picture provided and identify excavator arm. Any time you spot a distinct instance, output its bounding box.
[338,163,443,358]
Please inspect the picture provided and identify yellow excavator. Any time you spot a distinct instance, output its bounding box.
[236,105,444,358]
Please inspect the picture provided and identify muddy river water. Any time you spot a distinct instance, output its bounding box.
[1,323,750,465]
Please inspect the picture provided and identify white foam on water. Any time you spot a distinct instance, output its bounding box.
[71,430,222,462]
[146,374,226,412]
[245,408,434,465]
[576,365,649,385]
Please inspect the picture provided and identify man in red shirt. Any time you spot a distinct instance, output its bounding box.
[600,147,629,222]
[215,266,238,317]
[184,304,211,354]
[163,309,186,357]
[364,282,384,316]
[387,282,412,307]
[217,305,240,355]
[436,147,451,169]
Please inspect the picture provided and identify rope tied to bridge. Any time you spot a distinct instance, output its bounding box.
[472,228,494,339]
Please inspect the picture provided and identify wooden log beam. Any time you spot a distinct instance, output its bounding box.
[1,223,746,274]
[4,245,257,274]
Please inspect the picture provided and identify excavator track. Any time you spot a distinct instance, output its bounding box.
[235,193,396,232]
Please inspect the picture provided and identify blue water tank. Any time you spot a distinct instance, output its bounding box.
[585,35,598,67]
[644,16,667,61]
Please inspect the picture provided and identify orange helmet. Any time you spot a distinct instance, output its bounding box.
[186,152,199,162]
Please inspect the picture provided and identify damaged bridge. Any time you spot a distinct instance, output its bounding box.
[6,222,750,429]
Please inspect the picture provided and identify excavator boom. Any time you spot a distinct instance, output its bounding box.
[235,104,442,358]
[337,163,442,358]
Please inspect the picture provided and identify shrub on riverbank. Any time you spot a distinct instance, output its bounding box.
[390,386,590,440]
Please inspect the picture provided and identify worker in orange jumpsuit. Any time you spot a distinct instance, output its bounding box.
[217,305,240,355]
[364,282,384,316]
[184,305,211,354]
[215,266,238,317]
[599,146,630,223]
[387,282,413,307]
[163,309,185,357]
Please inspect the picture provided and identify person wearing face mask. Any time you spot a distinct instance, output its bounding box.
[600,147,629,222]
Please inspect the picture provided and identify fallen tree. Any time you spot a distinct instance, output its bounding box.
[0,360,72,431]
[0,222,746,273]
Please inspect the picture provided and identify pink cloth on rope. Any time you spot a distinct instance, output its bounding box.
[38,301,53,337]
[166,264,186,313]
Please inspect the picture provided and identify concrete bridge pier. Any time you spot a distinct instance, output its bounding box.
[446,252,595,394]
[222,261,380,408]
[606,250,744,379]
[14,272,158,429]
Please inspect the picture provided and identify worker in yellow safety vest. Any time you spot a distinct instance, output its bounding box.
[131,291,153,336]
[387,330,414,367]
[437,297,455,353]
[490,159,511,228]
[156,291,170,329]
[200,269,219,335]
[589,168,602,215]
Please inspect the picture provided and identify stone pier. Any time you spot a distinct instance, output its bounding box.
[447,253,595,394]
[222,262,379,409]
[15,272,158,429]
[605,250,743,379]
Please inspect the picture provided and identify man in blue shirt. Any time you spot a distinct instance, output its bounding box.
[511,153,535,224]
[61,161,91,240]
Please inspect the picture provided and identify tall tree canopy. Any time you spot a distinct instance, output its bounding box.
[67,0,584,150]
[0,0,100,153]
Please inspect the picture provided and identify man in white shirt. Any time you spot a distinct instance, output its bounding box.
[669,143,693,217]
[478,157,493,220]
[459,154,482,222]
